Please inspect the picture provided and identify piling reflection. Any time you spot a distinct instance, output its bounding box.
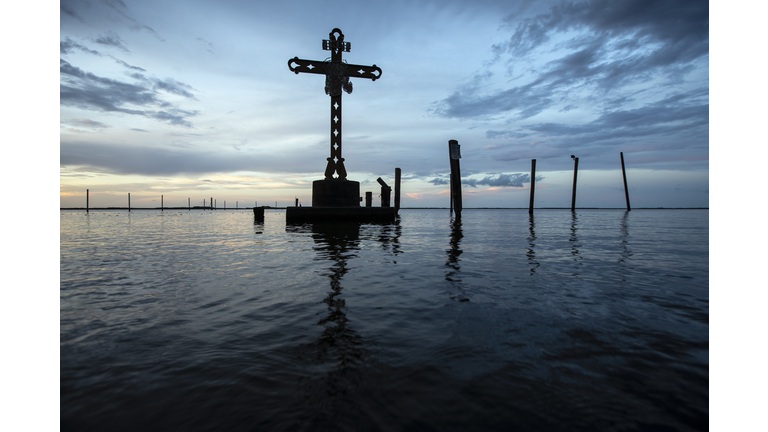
[445,217,469,302]
[527,214,540,275]
[569,211,582,275]
[617,211,632,280]
[252,217,263,235]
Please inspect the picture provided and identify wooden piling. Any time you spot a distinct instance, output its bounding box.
[161,195,164,211]
[295,198,299,207]
[448,140,462,217]
[449,173,453,215]
[188,198,191,211]
[128,193,131,212]
[365,191,372,207]
[571,156,579,211]
[529,159,536,214]
[620,152,631,211]
[394,167,401,212]
[86,189,89,213]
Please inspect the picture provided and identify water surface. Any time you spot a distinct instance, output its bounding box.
[61,209,708,431]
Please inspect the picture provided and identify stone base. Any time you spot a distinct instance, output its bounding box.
[312,179,360,207]
[286,206,397,223]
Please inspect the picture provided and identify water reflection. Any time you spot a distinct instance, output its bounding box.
[527,214,539,275]
[617,211,633,280]
[445,217,469,302]
[307,223,362,360]
[253,217,263,235]
[569,211,582,276]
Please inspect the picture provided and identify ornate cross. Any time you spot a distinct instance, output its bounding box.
[288,28,382,180]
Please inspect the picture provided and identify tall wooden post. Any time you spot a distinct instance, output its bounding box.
[86,189,89,213]
[128,193,131,212]
[161,195,164,211]
[571,156,579,211]
[211,197,213,210]
[188,198,191,211]
[394,167,401,212]
[529,159,536,214]
[448,140,462,217]
[620,152,631,211]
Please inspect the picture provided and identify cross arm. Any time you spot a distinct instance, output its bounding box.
[343,63,382,81]
[287,57,329,75]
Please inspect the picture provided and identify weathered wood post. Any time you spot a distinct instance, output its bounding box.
[365,192,372,207]
[295,198,299,207]
[86,189,89,213]
[161,195,164,211]
[529,159,536,214]
[128,193,131,212]
[211,197,213,210]
[448,140,462,217]
[570,155,579,211]
[394,167,401,212]
[236,201,238,210]
[188,198,191,211]
[377,177,391,207]
[620,152,631,211]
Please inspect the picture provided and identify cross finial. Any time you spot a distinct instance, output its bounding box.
[323,28,350,53]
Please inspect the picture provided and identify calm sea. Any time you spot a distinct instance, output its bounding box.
[60,208,708,431]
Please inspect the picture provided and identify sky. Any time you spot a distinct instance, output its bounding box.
[59,0,709,208]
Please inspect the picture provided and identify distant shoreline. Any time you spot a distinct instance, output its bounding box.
[60,207,709,210]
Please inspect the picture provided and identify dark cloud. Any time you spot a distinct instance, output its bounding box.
[60,59,198,127]
[93,32,129,52]
[485,87,708,162]
[61,37,146,71]
[61,118,111,129]
[429,178,448,185]
[129,73,197,99]
[112,58,146,72]
[60,2,85,23]
[433,0,708,120]
[463,173,531,188]
[60,38,102,56]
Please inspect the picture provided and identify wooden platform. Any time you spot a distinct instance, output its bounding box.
[286,206,396,223]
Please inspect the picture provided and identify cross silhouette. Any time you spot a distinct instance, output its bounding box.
[288,28,382,180]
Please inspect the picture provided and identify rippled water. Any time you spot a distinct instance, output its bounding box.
[60,208,708,431]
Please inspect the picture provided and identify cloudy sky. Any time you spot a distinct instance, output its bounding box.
[59,0,709,208]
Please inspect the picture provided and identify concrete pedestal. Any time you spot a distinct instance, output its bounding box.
[312,179,360,207]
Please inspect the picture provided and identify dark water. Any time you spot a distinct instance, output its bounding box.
[60,209,708,431]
